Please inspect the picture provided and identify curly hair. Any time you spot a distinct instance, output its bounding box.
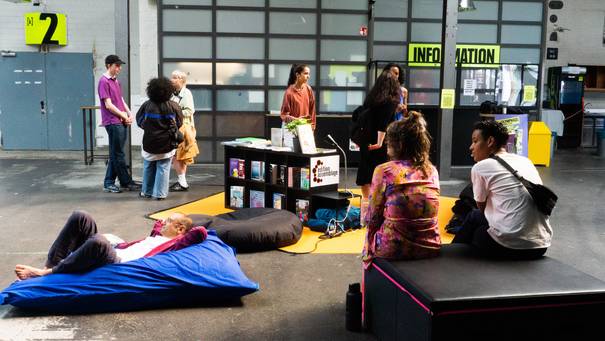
[287,64,309,87]
[146,77,175,103]
[364,72,400,107]
[382,63,405,85]
[473,120,510,149]
[386,111,433,178]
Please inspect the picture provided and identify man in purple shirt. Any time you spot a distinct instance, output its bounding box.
[99,55,140,193]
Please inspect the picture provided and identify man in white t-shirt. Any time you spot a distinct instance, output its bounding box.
[452,120,553,259]
[15,211,206,280]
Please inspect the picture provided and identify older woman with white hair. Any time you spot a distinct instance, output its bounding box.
[169,70,199,191]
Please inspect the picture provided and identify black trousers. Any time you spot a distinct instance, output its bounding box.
[452,209,547,260]
[46,211,119,274]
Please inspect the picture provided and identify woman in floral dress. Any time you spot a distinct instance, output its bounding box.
[362,111,441,267]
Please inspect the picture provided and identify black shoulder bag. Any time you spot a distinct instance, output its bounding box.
[491,155,557,216]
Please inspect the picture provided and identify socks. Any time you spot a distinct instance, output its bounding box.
[177,174,188,188]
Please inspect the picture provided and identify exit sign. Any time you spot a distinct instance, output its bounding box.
[24,12,67,45]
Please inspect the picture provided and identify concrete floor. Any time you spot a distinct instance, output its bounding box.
[0,148,603,340]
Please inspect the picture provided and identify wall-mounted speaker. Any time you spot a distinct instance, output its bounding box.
[549,1,564,10]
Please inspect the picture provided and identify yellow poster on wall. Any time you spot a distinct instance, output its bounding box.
[408,43,500,67]
[25,12,67,45]
[523,85,537,103]
[440,89,455,109]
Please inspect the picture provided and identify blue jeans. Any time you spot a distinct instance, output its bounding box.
[142,157,172,199]
[104,124,132,188]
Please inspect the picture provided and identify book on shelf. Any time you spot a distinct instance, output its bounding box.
[272,193,285,210]
[295,199,310,223]
[230,186,244,208]
[300,167,310,190]
[288,167,301,188]
[277,165,287,185]
[249,190,265,208]
[229,158,239,178]
[237,159,245,179]
[295,124,317,154]
[251,160,265,181]
[268,164,278,184]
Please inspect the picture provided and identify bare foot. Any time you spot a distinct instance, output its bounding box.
[15,264,52,280]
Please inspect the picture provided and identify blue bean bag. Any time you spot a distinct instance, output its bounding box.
[0,231,259,314]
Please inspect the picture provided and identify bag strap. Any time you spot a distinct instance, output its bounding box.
[491,154,532,187]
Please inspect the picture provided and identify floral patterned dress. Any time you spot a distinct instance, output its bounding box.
[362,160,441,267]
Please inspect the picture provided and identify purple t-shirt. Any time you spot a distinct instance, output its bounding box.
[98,75,127,126]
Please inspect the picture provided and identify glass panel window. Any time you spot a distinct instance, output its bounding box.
[217,90,265,111]
[458,68,497,106]
[497,65,523,106]
[501,25,541,45]
[374,0,408,18]
[216,63,264,85]
[162,62,212,85]
[522,65,539,106]
[408,69,440,89]
[408,92,439,106]
[457,24,497,44]
[217,37,264,59]
[162,36,212,59]
[216,11,264,33]
[500,48,540,64]
[268,64,316,86]
[502,2,542,22]
[189,88,212,110]
[163,0,211,5]
[411,23,442,43]
[320,65,366,87]
[322,0,366,10]
[411,0,443,19]
[374,22,406,42]
[216,115,265,136]
[458,1,498,20]
[269,89,286,112]
[270,12,316,35]
[373,45,407,61]
[321,14,367,36]
[269,39,316,60]
[162,10,212,32]
[217,0,264,6]
[321,40,367,62]
[320,90,365,112]
[270,0,317,8]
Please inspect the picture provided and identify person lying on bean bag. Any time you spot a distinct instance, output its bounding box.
[15,210,207,280]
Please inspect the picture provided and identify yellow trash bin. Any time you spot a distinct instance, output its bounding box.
[528,121,552,167]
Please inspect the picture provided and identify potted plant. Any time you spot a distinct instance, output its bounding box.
[285,118,310,152]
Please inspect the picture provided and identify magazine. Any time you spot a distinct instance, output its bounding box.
[250,190,265,208]
[251,160,265,181]
[229,158,239,178]
[300,168,310,190]
[295,199,310,223]
[230,186,244,208]
[272,193,285,210]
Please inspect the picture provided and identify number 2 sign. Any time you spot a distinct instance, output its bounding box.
[24,12,67,45]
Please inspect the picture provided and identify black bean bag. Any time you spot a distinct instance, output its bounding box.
[189,208,302,252]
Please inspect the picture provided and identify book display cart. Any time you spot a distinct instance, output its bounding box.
[224,145,339,215]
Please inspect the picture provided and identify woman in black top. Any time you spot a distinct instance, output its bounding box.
[356,72,400,221]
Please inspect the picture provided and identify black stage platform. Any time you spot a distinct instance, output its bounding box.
[364,244,605,340]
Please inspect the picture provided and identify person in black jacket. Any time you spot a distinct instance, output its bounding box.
[136,77,183,200]
[356,72,400,224]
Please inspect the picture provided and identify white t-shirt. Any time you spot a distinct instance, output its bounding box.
[115,236,170,263]
[471,153,553,249]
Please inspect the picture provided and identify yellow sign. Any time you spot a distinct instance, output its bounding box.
[440,89,455,109]
[408,43,500,67]
[25,12,67,45]
[523,85,536,103]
